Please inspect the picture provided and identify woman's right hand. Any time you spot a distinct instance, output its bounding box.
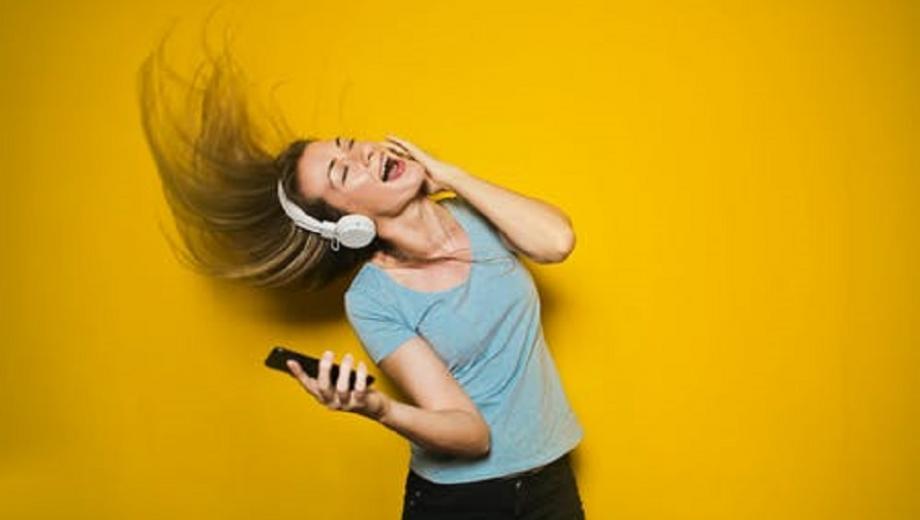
[286,351,391,422]
[384,135,463,195]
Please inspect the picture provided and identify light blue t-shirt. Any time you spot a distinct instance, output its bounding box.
[344,196,583,484]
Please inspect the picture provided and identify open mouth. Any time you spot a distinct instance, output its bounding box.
[382,156,404,182]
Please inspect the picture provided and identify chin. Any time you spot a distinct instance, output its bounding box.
[404,164,427,193]
[382,175,425,214]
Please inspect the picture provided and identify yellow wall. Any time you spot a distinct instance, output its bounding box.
[1,1,917,518]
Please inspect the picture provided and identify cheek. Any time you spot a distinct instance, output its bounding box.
[347,182,388,211]
[324,191,354,214]
[347,168,424,215]
[408,160,425,176]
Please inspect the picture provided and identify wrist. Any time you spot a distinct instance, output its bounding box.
[375,393,394,424]
[437,165,469,192]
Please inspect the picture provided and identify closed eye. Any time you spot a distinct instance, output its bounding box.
[332,136,354,188]
[342,138,355,184]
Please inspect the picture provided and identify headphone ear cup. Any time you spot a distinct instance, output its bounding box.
[335,214,377,249]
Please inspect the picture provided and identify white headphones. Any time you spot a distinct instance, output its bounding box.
[276,180,376,251]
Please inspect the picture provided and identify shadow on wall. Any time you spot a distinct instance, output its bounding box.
[205,267,356,326]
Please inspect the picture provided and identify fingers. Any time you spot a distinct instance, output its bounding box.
[384,141,412,161]
[286,359,322,402]
[316,350,335,403]
[288,351,371,413]
[335,353,354,404]
[385,135,431,163]
[354,361,367,394]
[386,144,412,161]
[384,136,452,185]
[347,361,368,409]
[384,135,413,155]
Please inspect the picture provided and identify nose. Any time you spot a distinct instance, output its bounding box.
[348,142,375,168]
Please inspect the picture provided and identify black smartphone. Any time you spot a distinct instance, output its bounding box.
[264,345,375,391]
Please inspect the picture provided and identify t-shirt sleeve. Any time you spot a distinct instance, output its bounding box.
[496,229,518,254]
[344,289,417,365]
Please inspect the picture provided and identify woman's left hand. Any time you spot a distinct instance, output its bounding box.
[285,351,391,422]
[384,135,465,195]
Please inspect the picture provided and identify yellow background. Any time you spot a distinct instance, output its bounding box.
[2,1,918,518]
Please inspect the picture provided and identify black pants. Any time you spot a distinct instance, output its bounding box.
[401,453,586,519]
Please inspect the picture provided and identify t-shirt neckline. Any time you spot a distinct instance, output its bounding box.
[365,199,475,296]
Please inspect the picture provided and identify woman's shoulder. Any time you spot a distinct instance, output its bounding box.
[439,195,489,240]
[439,194,472,219]
[346,260,386,298]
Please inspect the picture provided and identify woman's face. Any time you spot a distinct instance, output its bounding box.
[295,137,426,218]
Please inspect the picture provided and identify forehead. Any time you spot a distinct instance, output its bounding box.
[296,139,337,199]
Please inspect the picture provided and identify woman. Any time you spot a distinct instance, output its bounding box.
[139,40,586,519]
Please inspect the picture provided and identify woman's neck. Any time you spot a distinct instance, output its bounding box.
[371,197,464,268]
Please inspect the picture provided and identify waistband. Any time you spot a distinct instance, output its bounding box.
[409,452,571,487]
[499,460,552,480]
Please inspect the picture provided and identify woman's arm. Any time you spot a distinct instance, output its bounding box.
[287,339,491,459]
[385,136,576,264]
[442,170,575,264]
[375,336,491,458]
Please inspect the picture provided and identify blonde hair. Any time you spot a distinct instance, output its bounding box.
[137,28,520,296]
[137,33,375,291]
